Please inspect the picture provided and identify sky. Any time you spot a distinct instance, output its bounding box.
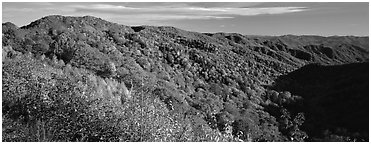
[2,2,369,36]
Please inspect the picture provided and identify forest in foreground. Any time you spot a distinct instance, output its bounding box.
[2,15,369,142]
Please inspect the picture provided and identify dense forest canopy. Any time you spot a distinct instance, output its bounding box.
[2,15,369,142]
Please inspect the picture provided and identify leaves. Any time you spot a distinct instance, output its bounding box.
[2,15,367,142]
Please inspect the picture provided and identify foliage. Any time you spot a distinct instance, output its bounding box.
[2,15,368,142]
[2,54,236,142]
[271,63,369,141]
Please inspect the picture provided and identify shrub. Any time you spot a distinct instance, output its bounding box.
[2,53,238,142]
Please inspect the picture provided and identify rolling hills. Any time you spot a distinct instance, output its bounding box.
[2,15,369,142]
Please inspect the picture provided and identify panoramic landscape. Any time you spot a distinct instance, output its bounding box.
[2,2,369,142]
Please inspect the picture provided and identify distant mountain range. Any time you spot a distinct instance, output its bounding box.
[2,15,368,142]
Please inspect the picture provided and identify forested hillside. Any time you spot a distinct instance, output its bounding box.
[2,15,369,142]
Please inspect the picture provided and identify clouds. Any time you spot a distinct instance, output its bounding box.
[71,4,141,10]
[68,3,308,25]
[70,3,308,20]
[2,2,309,26]
[3,2,367,36]
[3,2,309,25]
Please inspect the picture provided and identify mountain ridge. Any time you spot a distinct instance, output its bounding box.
[8,15,369,37]
[2,15,369,142]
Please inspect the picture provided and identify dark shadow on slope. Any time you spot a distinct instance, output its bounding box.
[270,62,369,141]
[131,26,145,32]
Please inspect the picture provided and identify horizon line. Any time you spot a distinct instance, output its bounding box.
[3,14,369,38]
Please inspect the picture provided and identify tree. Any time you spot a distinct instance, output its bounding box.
[279,109,308,141]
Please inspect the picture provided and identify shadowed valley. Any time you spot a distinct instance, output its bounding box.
[2,15,369,142]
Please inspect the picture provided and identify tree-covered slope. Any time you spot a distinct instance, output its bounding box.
[2,15,369,142]
[270,62,369,141]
